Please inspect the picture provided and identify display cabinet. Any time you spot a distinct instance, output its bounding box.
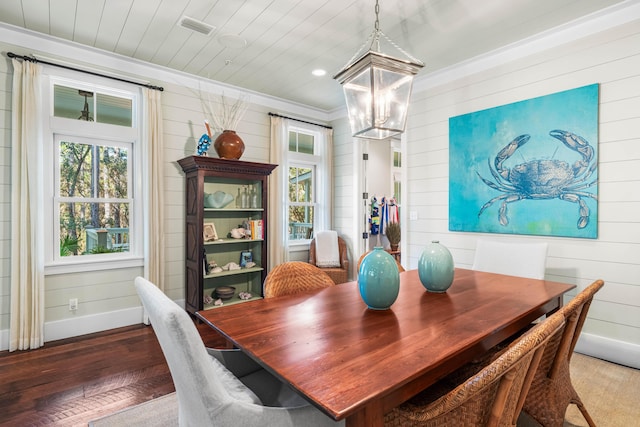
[178,155,277,315]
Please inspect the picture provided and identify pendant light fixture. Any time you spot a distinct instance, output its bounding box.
[333,0,424,140]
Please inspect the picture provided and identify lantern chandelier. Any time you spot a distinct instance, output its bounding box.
[333,0,424,140]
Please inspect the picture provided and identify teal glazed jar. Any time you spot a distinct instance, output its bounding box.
[358,247,400,310]
[418,241,454,293]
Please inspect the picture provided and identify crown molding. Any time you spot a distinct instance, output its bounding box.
[414,0,640,93]
[0,22,332,122]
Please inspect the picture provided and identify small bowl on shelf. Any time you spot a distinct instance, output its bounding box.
[213,286,236,301]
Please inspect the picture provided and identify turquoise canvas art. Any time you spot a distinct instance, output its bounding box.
[449,84,599,238]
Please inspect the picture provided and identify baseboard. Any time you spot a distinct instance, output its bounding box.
[44,306,146,343]
[575,332,640,369]
[0,299,186,351]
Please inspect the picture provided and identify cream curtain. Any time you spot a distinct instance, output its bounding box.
[268,116,290,269]
[317,127,333,230]
[144,88,165,291]
[10,58,45,351]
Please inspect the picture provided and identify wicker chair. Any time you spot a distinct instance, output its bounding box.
[521,279,604,427]
[384,309,565,427]
[263,261,335,298]
[357,251,405,273]
[308,235,349,285]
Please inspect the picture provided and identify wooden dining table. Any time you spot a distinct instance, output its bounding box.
[196,268,575,427]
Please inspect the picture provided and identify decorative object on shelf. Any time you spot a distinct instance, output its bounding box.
[211,266,223,273]
[244,261,256,269]
[385,221,401,251]
[203,295,213,305]
[418,241,454,293]
[197,133,211,156]
[236,187,242,208]
[229,227,246,239]
[203,94,248,160]
[204,191,234,208]
[239,250,253,267]
[240,185,249,208]
[214,286,236,301]
[214,130,245,159]
[238,291,252,300]
[203,223,218,241]
[250,185,258,208]
[214,298,223,306]
[221,262,241,271]
[358,246,400,310]
[333,0,423,139]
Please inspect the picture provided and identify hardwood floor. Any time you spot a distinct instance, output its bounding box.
[0,322,226,427]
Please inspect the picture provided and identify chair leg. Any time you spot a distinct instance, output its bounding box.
[573,398,596,427]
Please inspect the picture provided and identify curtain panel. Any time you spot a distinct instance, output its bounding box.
[144,88,165,292]
[10,58,45,351]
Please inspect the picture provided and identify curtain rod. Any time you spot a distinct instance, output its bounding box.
[268,112,332,129]
[7,52,164,92]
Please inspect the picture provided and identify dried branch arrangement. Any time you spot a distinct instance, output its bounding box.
[203,93,248,132]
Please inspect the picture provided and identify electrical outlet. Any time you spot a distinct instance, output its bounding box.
[69,298,78,311]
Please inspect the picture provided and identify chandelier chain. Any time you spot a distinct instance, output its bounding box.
[335,0,424,72]
[374,0,380,32]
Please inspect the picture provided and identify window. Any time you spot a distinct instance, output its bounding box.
[56,136,132,256]
[44,74,142,272]
[286,127,329,242]
[391,139,402,205]
[288,165,315,240]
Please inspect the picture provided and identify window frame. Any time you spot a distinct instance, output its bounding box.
[42,72,144,275]
[286,125,326,246]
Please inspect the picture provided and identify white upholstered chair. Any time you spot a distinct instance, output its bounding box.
[471,239,549,280]
[134,276,342,427]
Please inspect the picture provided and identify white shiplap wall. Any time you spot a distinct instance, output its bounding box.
[0,31,331,349]
[404,17,640,368]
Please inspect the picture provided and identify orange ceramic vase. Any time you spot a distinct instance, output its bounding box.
[214,130,245,160]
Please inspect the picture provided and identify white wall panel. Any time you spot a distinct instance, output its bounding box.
[406,18,640,367]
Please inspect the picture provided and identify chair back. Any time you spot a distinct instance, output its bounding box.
[523,280,604,426]
[134,277,260,426]
[308,234,350,284]
[472,239,548,279]
[385,311,564,427]
[263,261,335,298]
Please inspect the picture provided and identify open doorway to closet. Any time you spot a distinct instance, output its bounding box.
[358,136,403,263]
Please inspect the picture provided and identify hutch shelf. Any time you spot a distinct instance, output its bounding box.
[178,155,277,315]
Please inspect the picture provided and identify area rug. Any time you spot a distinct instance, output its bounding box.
[90,353,638,426]
[518,352,640,427]
[88,392,178,426]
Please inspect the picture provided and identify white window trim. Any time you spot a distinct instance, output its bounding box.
[286,125,329,247]
[41,69,144,275]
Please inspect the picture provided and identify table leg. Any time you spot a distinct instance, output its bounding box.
[346,403,384,427]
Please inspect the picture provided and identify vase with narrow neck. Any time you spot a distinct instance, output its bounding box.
[358,246,400,310]
[214,130,245,160]
[418,241,454,293]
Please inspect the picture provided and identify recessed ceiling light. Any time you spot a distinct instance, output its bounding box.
[218,34,247,49]
[312,69,327,77]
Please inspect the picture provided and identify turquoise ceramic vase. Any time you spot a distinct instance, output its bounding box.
[358,247,400,310]
[418,241,454,293]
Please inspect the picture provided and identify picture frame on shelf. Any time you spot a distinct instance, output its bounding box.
[239,250,253,267]
[203,222,218,242]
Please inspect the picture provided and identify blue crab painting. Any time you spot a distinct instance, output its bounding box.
[448,83,599,238]
[476,130,598,229]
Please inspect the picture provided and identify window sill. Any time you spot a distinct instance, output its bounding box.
[45,255,144,276]
[288,240,311,251]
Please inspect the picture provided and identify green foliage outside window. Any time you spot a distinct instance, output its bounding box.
[58,140,130,256]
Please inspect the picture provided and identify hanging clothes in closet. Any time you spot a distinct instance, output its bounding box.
[370,196,400,236]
